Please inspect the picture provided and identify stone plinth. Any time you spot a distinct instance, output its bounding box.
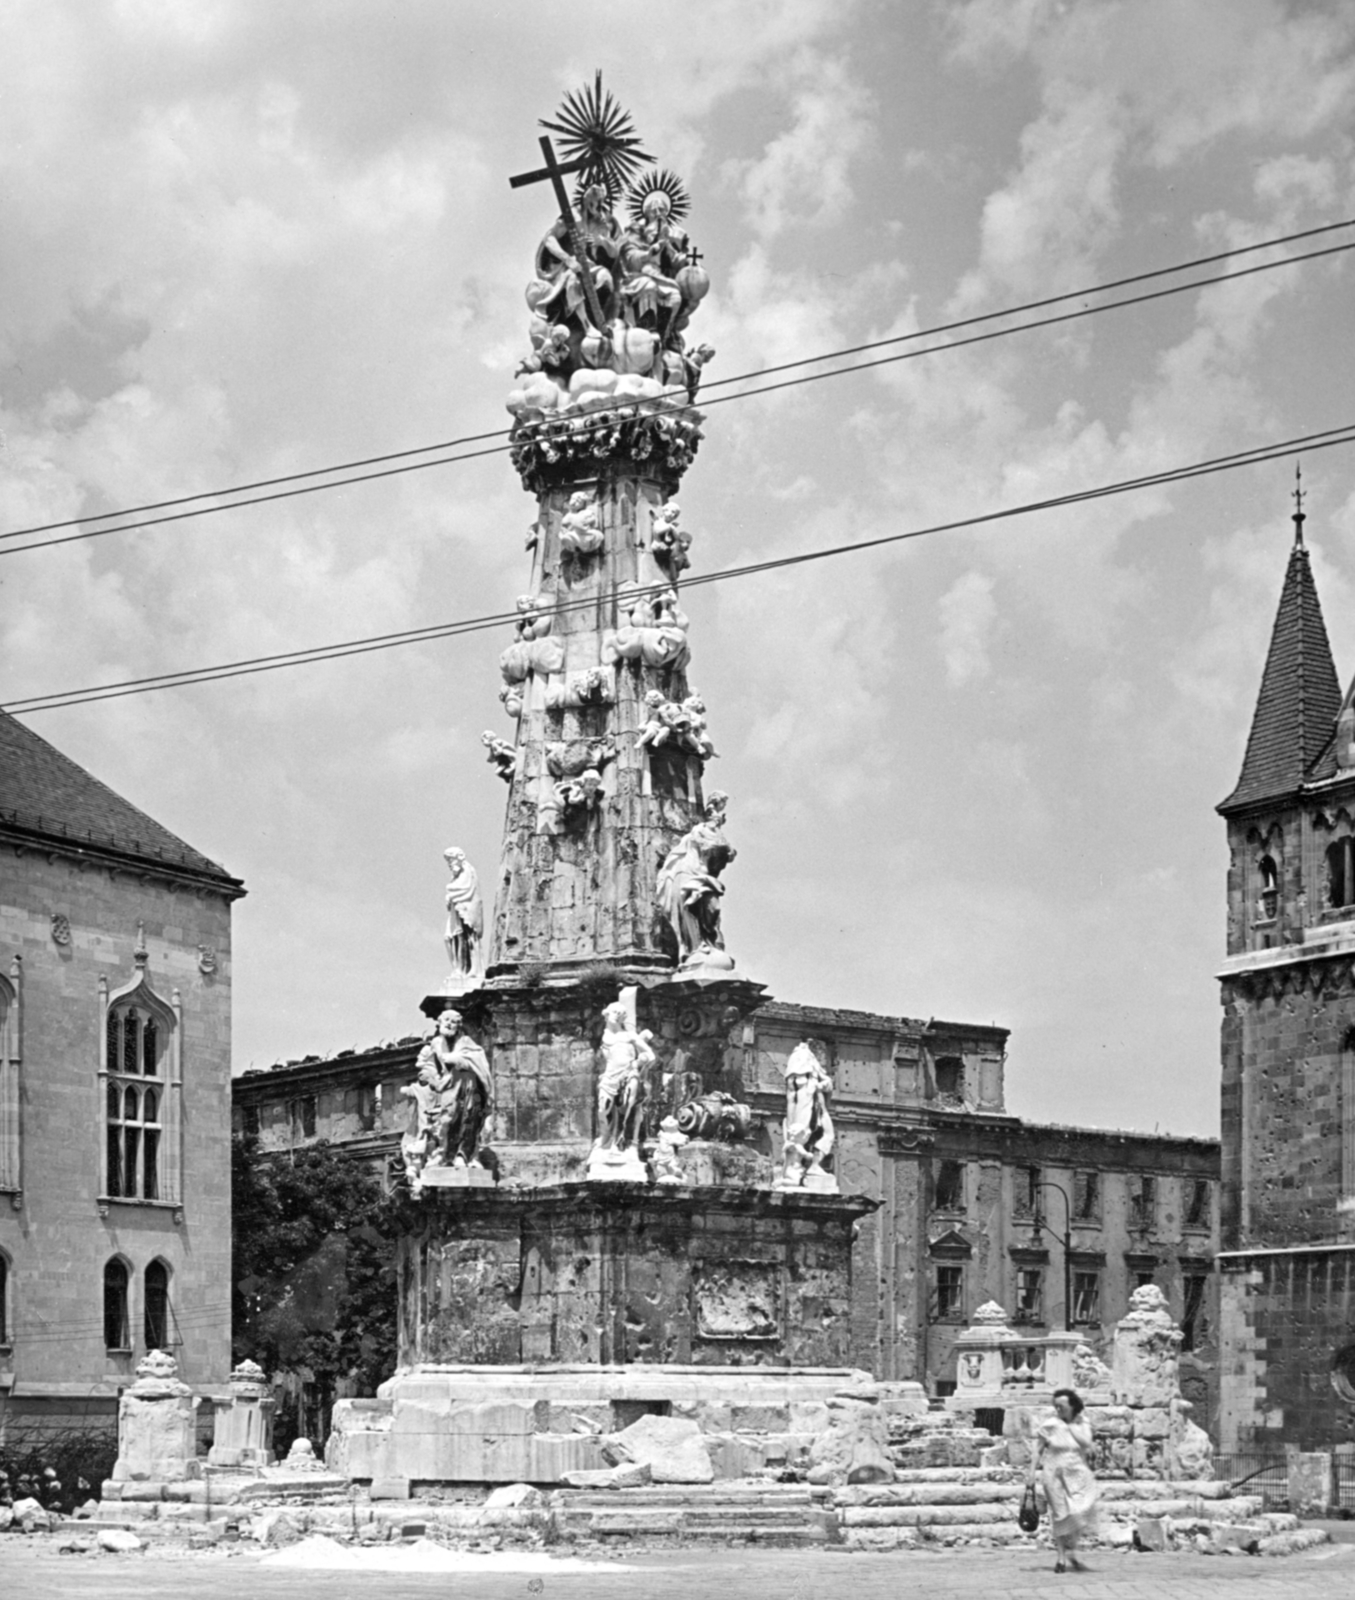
[208,1359,275,1470]
[396,1182,875,1369]
[328,1362,873,1485]
[110,1351,198,1484]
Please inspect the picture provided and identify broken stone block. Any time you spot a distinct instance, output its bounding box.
[1207,1523,1260,1554]
[1134,1515,1172,1551]
[1286,1449,1333,1516]
[1170,1415,1214,1481]
[806,1394,893,1486]
[485,1482,545,1509]
[602,1414,714,1484]
[111,1352,197,1484]
[98,1529,143,1553]
[370,1478,411,1501]
[559,1462,653,1489]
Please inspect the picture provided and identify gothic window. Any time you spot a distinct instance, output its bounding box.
[144,1260,170,1351]
[1181,1272,1209,1353]
[1256,855,1279,921]
[935,1057,963,1098]
[1073,1170,1101,1222]
[1327,838,1355,910]
[1184,1178,1211,1229]
[0,1251,9,1346]
[1071,1269,1101,1325]
[106,1080,162,1201]
[934,1159,964,1212]
[1129,1175,1157,1232]
[1014,1267,1044,1325]
[933,1265,964,1321]
[104,1259,130,1351]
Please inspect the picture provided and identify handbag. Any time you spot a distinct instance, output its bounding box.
[1017,1482,1040,1534]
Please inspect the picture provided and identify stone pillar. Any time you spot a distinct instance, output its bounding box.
[1287,1447,1334,1515]
[208,1358,275,1469]
[946,1301,1019,1411]
[110,1350,198,1483]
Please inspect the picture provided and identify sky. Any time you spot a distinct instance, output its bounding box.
[2,0,1354,1138]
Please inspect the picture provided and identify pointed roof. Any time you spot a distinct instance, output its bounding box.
[1219,531,1342,813]
[0,709,243,891]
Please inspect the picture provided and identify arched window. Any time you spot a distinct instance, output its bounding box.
[0,963,18,1194]
[1327,839,1355,911]
[1256,855,1279,921]
[104,1259,130,1351]
[0,1250,10,1346]
[144,1260,170,1351]
[105,1079,162,1200]
[102,979,179,1206]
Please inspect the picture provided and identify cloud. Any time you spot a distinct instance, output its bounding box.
[938,570,997,685]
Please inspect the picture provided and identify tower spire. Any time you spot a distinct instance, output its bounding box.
[1293,461,1306,547]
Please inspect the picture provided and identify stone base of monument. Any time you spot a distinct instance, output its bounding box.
[584,1145,648,1182]
[774,1170,840,1196]
[419,1162,494,1189]
[328,1365,905,1485]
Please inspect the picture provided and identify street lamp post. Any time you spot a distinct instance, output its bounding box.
[1034,1179,1074,1334]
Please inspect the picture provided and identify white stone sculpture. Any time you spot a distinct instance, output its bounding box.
[400,1008,493,1192]
[587,986,654,1181]
[776,1040,837,1193]
[655,791,736,969]
[442,848,485,990]
[648,499,692,573]
[482,730,517,782]
[636,689,717,761]
[651,1114,688,1183]
[602,584,690,671]
[559,489,604,559]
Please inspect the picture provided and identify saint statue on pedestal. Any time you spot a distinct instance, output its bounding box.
[400,1008,493,1192]
[587,987,655,1180]
[443,847,485,985]
[777,1040,837,1192]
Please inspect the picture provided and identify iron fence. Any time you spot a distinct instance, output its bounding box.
[1214,1452,1288,1510]
[1335,1453,1355,1515]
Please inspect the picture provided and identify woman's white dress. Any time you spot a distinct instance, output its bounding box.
[1037,1417,1098,1540]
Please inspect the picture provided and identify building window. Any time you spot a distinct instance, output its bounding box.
[1328,838,1355,911]
[0,966,18,1194]
[1012,1166,1040,1219]
[1071,1270,1101,1325]
[1129,1175,1157,1233]
[0,1251,9,1346]
[106,1080,162,1200]
[144,1260,170,1351]
[1181,1272,1209,1353]
[357,1083,382,1133]
[1255,854,1279,921]
[934,1159,964,1212]
[104,1259,130,1351]
[291,1096,317,1140]
[1073,1170,1101,1222]
[935,1057,963,1098]
[1184,1178,1211,1229]
[243,1104,261,1138]
[1014,1267,1044,1325]
[933,1265,964,1322]
[104,1002,168,1201]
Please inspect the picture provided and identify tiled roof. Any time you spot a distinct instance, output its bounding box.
[0,710,242,888]
[1219,540,1342,813]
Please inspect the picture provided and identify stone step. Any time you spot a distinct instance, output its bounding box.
[567,1514,833,1544]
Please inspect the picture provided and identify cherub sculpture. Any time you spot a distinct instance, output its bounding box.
[481,731,516,783]
[650,1115,688,1184]
[648,499,692,574]
[559,489,604,559]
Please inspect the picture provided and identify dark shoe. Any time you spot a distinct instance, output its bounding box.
[1053,1561,1066,1573]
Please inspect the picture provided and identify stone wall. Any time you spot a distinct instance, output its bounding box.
[0,841,236,1414]
[1217,1243,1355,1450]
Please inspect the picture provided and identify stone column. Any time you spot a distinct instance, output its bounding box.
[110,1350,198,1484]
[208,1358,275,1469]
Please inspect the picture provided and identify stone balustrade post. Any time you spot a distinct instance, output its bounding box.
[110,1350,198,1484]
[208,1358,275,1469]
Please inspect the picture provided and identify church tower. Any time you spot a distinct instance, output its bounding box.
[1216,483,1355,1253]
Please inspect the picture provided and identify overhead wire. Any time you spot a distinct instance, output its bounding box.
[0,221,1351,559]
[8,420,1354,716]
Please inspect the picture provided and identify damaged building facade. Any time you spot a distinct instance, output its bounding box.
[234,1001,1219,1415]
[1215,499,1355,1451]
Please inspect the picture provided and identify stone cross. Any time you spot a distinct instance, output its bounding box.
[509,135,606,330]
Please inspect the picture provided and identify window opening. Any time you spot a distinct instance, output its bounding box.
[1184,1178,1210,1228]
[1073,1170,1100,1222]
[106,1079,162,1200]
[144,1261,170,1350]
[1328,838,1355,911]
[0,1252,8,1345]
[1181,1273,1208,1353]
[934,1159,964,1211]
[1071,1270,1100,1325]
[104,1259,130,1351]
[1014,1267,1043,1324]
[1129,1175,1156,1232]
[1256,855,1279,920]
[935,1057,963,1098]
[934,1265,964,1321]
[1013,1165,1041,1219]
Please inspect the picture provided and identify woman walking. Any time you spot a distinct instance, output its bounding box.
[1029,1386,1098,1573]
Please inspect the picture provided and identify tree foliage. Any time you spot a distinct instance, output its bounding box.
[231,1134,401,1445]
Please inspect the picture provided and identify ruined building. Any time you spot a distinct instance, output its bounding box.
[0,710,243,1432]
[1216,492,1355,1451]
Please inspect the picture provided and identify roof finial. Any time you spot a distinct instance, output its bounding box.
[1293,461,1306,547]
[134,921,148,968]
